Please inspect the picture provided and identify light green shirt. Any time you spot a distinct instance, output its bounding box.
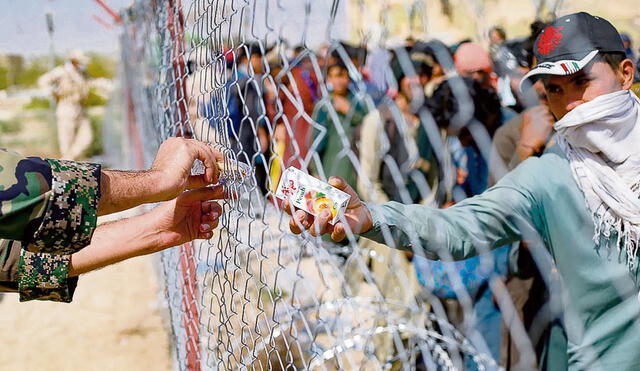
[364,146,640,370]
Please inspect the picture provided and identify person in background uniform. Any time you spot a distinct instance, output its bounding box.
[0,138,224,302]
[39,50,93,161]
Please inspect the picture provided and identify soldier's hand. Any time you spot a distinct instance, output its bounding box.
[151,137,223,201]
[284,176,374,242]
[147,185,225,249]
[69,185,226,277]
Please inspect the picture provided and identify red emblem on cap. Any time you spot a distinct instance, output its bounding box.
[537,26,564,55]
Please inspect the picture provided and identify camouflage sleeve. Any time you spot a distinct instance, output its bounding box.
[0,149,101,253]
[0,239,78,302]
[0,149,99,302]
[0,239,20,292]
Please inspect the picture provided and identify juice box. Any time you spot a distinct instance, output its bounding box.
[275,167,351,225]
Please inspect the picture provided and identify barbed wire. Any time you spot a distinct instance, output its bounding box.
[110,0,574,370]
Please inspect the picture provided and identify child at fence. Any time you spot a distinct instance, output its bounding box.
[312,62,368,190]
[287,12,640,370]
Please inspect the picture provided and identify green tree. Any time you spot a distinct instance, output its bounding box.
[86,54,116,79]
[14,57,49,87]
[0,64,9,90]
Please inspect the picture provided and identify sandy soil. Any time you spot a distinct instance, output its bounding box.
[0,256,172,371]
[0,97,172,371]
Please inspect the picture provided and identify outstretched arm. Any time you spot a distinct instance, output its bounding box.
[362,186,533,259]
[287,162,538,260]
[8,185,224,302]
[70,185,224,276]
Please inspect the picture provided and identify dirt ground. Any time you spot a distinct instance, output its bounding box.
[0,97,172,371]
[0,255,172,371]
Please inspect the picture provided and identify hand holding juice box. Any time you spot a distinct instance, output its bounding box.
[275,167,351,225]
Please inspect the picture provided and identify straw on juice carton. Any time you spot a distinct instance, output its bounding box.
[275,167,351,225]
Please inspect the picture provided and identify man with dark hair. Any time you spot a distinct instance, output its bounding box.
[288,12,640,370]
[313,62,367,190]
[489,26,507,46]
[430,76,503,198]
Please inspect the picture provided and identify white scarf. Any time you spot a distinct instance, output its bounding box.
[555,90,640,269]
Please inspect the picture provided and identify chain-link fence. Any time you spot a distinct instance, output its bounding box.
[110,0,570,370]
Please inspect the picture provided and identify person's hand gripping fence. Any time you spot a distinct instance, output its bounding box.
[284,176,374,242]
[151,137,225,200]
[149,185,225,247]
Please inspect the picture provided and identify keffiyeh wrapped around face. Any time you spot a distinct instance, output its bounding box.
[555,90,640,269]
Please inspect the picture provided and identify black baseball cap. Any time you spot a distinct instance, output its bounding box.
[519,12,625,91]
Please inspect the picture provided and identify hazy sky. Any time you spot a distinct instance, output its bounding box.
[0,0,133,56]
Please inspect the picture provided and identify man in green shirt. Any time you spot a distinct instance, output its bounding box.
[313,62,367,190]
[287,13,640,370]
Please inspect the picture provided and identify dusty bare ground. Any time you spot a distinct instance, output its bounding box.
[0,256,172,371]
[0,97,172,371]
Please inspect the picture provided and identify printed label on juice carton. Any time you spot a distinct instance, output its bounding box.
[275,167,351,225]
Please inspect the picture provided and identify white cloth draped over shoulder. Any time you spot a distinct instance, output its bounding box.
[555,89,640,269]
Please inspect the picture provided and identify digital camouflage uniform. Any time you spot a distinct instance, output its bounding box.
[0,148,100,302]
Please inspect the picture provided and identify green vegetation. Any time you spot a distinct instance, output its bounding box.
[258,285,288,304]
[0,117,21,134]
[0,53,116,90]
[23,88,107,112]
[84,87,109,107]
[86,54,116,79]
[14,58,49,87]
[23,96,51,110]
[0,64,9,90]
[87,113,104,156]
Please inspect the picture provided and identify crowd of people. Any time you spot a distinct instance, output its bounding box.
[200,18,639,206]
[4,6,640,370]
[282,12,640,371]
[188,11,640,371]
